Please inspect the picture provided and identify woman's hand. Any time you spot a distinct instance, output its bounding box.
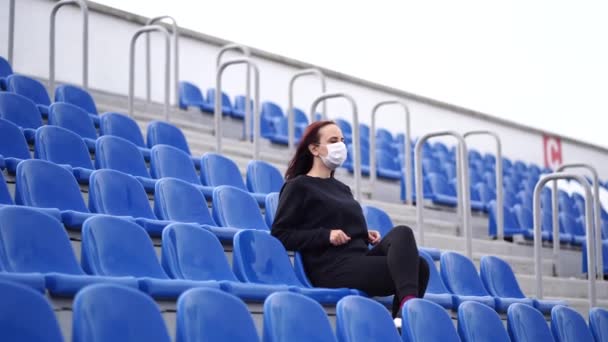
[368,230,381,245]
[329,229,351,246]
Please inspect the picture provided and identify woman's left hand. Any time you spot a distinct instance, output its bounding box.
[368,230,381,245]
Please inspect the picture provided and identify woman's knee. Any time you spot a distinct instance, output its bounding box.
[390,225,415,240]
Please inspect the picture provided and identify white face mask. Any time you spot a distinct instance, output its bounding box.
[319,142,348,170]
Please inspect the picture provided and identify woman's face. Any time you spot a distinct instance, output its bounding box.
[313,124,345,157]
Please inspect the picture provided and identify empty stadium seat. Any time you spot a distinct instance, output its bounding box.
[559,213,586,245]
[439,252,496,310]
[260,101,285,139]
[232,94,252,120]
[581,239,608,275]
[376,150,402,180]
[0,92,42,142]
[551,305,594,342]
[246,160,284,195]
[513,204,562,242]
[6,74,51,116]
[176,288,260,342]
[263,291,337,342]
[0,206,138,295]
[212,185,270,232]
[48,102,97,150]
[178,81,208,111]
[0,280,63,342]
[81,216,220,298]
[147,120,201,168]
[457,301,510,342]
[401,299,461,342]
[487,201,525,237]
[0,118,31,173]
[0,56,13,87]
[233,230,356,303]
[336,295,400,342]
[54,84,100,125]
[418,250,457,309]
[507,303,556,342]
[0,172,11,205]
[266,107,308,145]
[99,112,151,160]
[343,143,371,176]
[426,172,486,210]
[589,307,608,342]
[204,88,233,115]
[150,144,213,198]
[264,192,279,227]
[72,284,171,342]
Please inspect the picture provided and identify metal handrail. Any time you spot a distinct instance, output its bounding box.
[370,101,412,205]
[49,0,89,94]
[287,68,327,151]
[7,0,15,64]
[215,58,260,159]
[145,16,179,106]
[533,173,596,308]
[310,93,361,200]
[128,25,171,120]
[415,131,472,258]
[216,44,252,140]
[463,131,503,239]
[554,164,603,279]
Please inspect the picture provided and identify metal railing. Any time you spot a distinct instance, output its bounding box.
[533,173,597,308]
[554,164,603,279]
[215,58,260,159]
[415,131,472,258]
[7,0,15,64]
[128,25,171,120]
[49,0,89,94]
[370,101,412,205]
[287,69,327,150]
[310,93,361,200]
[145,16,179,106]
[464,131,503,239]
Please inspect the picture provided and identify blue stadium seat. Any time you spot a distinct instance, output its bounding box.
[475,182,496,205]
[507,303,556,342]
[0,56,13,79]
[457,301,510,342]
[487,201,525,237]
[147,120,200,168]
[203,88,233,115]
[439,252,496,310]
[233,230,356,304]
[376,150,402,180]
[246,160,284,195]
[0,172,12,205]
[54,84,100,125]
[0,206,137,295]
[589,307,608,342]
[212,185,270,232]
[401,299,461,342]
[150,144,213,198]
[0,92,42,142]
[72,284,171,342]
[559,213,586,245]
[232,94,252,120]
[400,169,433,203]
[95,135,156,192]
[427,173,459,207]
[551,305,594,342]
[6,74,51,116]
[376,128,393,143]
[516,190,533,210]
[0,280,63,342]
[178,81,208,111]
[336,295,400,342]
[162,223,290,301]
[480,256,563,313]
[99,112,151,160]
[264,291,337,342]
[201,153,267,205]
[89,169,171,235]
[417,250,456,309]
[581,239,608,275]
[48,102,97,150]
[177,288,260,342]
[343,143,370,176]
[0,118,31,173]
[263,192,279,228]
[513,204,560,242]
[34,125,94,183]
[267,107,309,144]
[81,216,220,299]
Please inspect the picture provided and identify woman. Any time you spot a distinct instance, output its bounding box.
[271,120,429,318]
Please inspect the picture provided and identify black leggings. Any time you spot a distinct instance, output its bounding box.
[314,225,430,317]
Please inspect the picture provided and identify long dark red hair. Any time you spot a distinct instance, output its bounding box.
[285,120,336,180]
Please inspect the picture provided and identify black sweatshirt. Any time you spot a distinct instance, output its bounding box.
[271,175,369,281]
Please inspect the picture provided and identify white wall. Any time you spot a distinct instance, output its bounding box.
[3,0,608,179]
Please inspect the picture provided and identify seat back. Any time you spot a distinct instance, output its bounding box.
[264,192,280,228]
[377,149,400,172]
[0,56,13,77]
[201,153,247,190]
[35,125,93,169]
[73,284,171,342]
[513,204,533,230]
[0,280,63,342]
[401,299,460,342]
[178,81,205,109]
[457,301,510,342]
[16,159,89,212]
[488,202,521,236]
[177,288,258,342]
[440,252,490,296]
[48,102,97,140]
[428,173,457,196]
[0,118,30,160]
[263,292,336,342]
[376,128,394,143]
[54,84,98,114]
[559,213,585,237]
[0,206,84,275]
[551,305,594,342]
[362,205,394,237]
[507,303,556,342]
[162,223,237,281]
[150,144,200,184]
[147,120,191,154]
[81,216,168,278]
[419,250,451,294]
[95,135,150,178]
[589,307,608,342]
[336,295,400,342]
[6,75,51,106]
[232,230,302,286]
[99,112,146,148]
[246,160,284,194]
[88,169,156,219]
[0,92,42,129]
[233,95,253,114]
[479,255,526,299]
[206,88,233,114]
[154,178,216,226]
[212,185,269,231]
[0,172,12,204]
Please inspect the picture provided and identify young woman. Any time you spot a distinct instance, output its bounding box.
[271,120,429,318]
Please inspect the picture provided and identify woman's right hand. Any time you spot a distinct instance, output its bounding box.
[329,229,351,246]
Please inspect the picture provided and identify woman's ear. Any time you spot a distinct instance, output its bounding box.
[308,143,318,157]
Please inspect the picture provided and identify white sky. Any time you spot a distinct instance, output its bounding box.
[96,0,608,148]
